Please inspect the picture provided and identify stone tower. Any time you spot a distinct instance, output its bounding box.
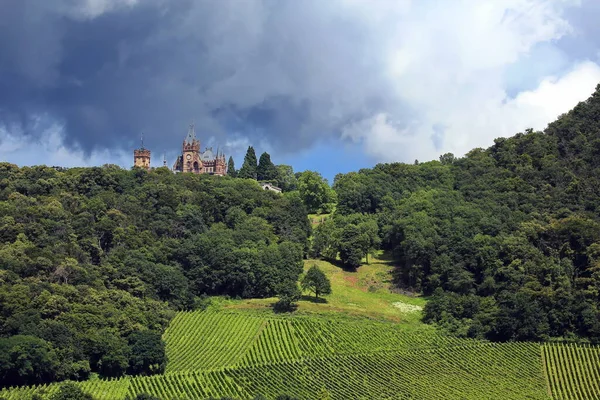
[133,133,151,170]
[214,150,227,176]
[182,123,202,173]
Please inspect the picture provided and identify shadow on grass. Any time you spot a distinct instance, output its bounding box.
[372,250,396,265]
[389,268,422,297]
[271,301,299,314]
[319,257,358,273]
[300,295,328,304]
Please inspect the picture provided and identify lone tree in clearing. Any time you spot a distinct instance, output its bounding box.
[301,265,332,299]
[274,280,301,312]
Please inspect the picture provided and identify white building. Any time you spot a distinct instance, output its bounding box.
[260,183,282,193]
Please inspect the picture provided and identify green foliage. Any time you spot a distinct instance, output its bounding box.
[238,146,258,179]
[274,280,301,312]
[257,152,279,183]
[0,335,60,386]
[127,331,166,375]
[50,382,93,400]
[1,336,550,399]
[227,156,236,178]
[301,265,331,298]
[5,309,585,399]
[338,224,367,269]
[311,214,380,268]
[0,165,308,387]
[543,343,600,400]
[275,165,298,192]
[297,171,336,213]
[329,85,600,343]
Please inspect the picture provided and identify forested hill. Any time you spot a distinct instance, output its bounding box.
[0,168,309,387]
[2,84,600,392]
[326,84,600,342]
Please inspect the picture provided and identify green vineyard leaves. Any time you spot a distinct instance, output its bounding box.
[2,311,590,400]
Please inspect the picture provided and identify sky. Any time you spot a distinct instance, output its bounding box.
[1,0,600,183]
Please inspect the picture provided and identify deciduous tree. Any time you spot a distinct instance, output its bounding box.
[301,265,331,299]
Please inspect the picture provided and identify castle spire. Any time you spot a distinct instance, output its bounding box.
[184,120,196,144]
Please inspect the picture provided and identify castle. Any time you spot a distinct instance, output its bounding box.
[133,124,227,176]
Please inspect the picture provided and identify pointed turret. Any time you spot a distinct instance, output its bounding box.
[184,122,196,145]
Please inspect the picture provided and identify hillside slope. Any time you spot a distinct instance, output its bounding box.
[327,84,600,343]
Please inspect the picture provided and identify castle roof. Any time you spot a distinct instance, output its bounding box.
[184,123,197,145]
[202,148,214,161]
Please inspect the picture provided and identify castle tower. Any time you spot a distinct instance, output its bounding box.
[182,123,201,173]
[133,133,151,170]
[214,149,227,176]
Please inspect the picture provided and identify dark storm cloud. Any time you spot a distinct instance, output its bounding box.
[0,0,391,154]
[2,0,600,165]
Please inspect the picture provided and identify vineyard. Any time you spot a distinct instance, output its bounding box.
[164,310,460,369]
[2,310,600,399]
[0,343,548,400]
[543,343,600,400]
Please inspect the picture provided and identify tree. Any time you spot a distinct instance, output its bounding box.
[338,224,368,269]
[301,265,332,299]
[297,171,336,213]
[357,218,381,264]
[276,165,298,192]
[238,146,258,179]
[127,330,167,375]
[274,280,301,312]
[0,335,60,386]
[439,152,456,165]
[227,156,237,177]
[311,218,339,260]
[257,152,279,182]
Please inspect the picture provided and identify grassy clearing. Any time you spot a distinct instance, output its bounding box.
[308,213,331,227]
[226,254,426,324]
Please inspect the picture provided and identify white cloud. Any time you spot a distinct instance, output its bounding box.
[344,62,600,162]
[339,0,600,162]
[62,0,140,20]
[0,123,131,168]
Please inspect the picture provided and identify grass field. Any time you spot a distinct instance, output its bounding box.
[226,256,427,323]
[2,257,599,399]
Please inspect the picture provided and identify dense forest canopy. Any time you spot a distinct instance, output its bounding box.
[324,84,600,342]
[0,168,309,387]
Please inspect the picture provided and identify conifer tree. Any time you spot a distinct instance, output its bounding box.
[227,156,237,177]
[257,152,279,182]
[238,146,258,179]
